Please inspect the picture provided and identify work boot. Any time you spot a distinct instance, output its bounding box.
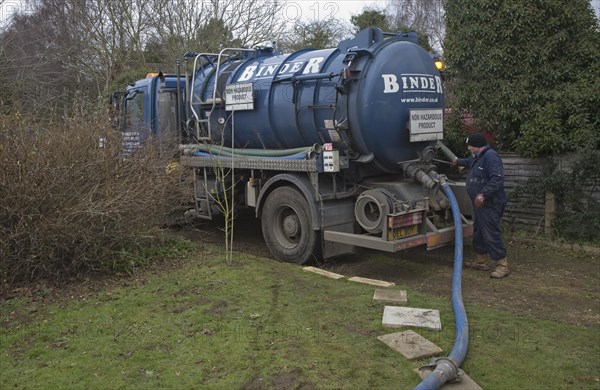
[490,258,510,278]
[465,252,489,271]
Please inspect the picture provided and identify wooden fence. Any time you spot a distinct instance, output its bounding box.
[501,152,599,233]
[501,153,549,232]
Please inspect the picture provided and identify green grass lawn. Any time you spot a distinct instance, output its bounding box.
[1,241,598,389]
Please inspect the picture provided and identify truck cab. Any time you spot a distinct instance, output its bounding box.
[116,73,183,154]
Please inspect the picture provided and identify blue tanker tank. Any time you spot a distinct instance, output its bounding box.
[188,28,445,174]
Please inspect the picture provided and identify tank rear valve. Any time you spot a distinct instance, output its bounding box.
[404,164,439,191]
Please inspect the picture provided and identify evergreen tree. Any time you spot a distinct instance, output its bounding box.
[445,0,600,156]
[350,10,392,32]
[350,9,431,50]
[279,19,349,52]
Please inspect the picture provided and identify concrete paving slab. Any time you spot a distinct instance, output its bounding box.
[382,306,441,331]
[348,276,395,287]
[415,368,482,390]
[302,266,345,280]
[377,330,443,360]
[373,289,408,304]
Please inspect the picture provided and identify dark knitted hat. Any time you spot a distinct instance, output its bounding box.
[466,133,487,147]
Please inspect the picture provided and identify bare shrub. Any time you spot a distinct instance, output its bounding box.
[0,112,188,284]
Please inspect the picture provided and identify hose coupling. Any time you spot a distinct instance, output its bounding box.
[404,164,439,191]
[418,357,464,384]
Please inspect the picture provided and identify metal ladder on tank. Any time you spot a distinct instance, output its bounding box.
[188,48,255,219]
[189,48,255,142]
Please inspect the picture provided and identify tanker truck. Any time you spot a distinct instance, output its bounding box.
[114,28,473,264]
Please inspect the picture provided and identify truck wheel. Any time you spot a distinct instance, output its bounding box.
[261,186,320,265]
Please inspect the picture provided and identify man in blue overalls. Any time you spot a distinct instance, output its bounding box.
[452,133,510,278]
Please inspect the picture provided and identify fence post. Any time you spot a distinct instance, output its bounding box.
[544,191,555,234]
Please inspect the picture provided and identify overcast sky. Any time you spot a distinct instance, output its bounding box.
[2,0,598,28]
[0,0,386,26]
[283,0,383,23]
[280,0,600,23]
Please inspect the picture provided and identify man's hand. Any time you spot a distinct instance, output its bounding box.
[450,159,459,169]
[475,193,485,208]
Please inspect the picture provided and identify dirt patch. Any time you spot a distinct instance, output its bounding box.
[243,376,267,390]
[270,369,310,389]
[181,214,600,328]
[204,300,229,316]
[323,239,599,328]
[243,369,312,390]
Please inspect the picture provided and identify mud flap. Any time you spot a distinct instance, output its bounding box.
[321,198,356,259]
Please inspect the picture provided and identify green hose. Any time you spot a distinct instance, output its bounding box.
[181,143,321,158]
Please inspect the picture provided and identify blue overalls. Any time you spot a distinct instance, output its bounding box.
[458,147,508,261]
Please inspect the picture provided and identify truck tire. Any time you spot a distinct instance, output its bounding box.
[261,186,321,264]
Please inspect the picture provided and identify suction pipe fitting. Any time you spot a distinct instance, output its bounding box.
[436,141,466,174]
[436,140,458,163]
[404,164,438,191]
